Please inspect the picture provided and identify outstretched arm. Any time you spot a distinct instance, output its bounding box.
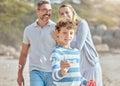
[51,54,70,81]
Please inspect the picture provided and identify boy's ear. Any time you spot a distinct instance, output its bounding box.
[55,29,58,33]
[55,30,59,38]
[54,30,59,41]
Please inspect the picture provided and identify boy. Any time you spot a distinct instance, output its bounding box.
[50,18,96,86]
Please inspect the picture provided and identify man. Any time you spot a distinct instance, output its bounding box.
[17,1,56,86]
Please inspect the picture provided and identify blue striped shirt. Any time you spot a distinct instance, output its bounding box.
[50,45,87,86]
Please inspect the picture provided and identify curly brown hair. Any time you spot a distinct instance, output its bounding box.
[55,18,77,33]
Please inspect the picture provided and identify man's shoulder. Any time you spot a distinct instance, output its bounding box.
[26,22,36,29]
[49,20,56,25]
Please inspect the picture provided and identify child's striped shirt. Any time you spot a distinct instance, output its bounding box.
[50,45,87,86]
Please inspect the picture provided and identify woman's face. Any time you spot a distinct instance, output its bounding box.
[59,7,73,19]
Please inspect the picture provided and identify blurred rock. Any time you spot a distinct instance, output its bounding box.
[114,29,120,39]
[92,35,102,45]
[95,24,107,36]
[0,45,20,59]
[96,44,109,52]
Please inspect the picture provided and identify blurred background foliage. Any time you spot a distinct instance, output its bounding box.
[0,0,120,48]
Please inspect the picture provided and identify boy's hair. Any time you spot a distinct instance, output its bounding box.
[55,18,77,33]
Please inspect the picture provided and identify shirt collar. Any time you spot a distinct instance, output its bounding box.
[33,19,52,27]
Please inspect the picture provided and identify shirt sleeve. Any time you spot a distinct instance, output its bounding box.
[23,27,30,44]
[50,53,64,81]
[71,20,89,50]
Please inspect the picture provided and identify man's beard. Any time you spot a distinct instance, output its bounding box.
[40,14,51,22]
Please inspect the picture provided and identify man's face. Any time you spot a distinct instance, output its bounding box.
[36,4,52,22]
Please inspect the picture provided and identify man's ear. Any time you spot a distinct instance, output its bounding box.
[36,8,39,16]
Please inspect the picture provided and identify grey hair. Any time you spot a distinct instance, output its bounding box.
[36,0,50,9]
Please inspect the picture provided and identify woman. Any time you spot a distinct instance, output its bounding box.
[58,3,103,86]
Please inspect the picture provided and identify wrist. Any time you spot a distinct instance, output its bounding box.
[61,68,68,76]
[18,64,23,71]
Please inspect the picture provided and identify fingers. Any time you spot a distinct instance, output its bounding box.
[60,61,70,69]
[51,30,59,41]
[60,61,70,75]
[22,79,25,86]
[17,76,24,86]
[17,80,24,86]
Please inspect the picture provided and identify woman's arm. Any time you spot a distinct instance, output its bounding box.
[71,20,89,50]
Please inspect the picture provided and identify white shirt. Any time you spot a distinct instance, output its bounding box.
[23,19,56,72]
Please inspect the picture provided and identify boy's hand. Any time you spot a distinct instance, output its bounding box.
[86,80,96,86]
[60,60,70,69]
[60,61,70,76]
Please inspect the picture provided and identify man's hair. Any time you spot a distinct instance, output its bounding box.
[37,0,50,8]
[55,18,77,33]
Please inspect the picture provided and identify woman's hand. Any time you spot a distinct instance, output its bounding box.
[51,30,58,41]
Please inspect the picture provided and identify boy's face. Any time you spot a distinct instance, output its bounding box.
[57,27,75,47]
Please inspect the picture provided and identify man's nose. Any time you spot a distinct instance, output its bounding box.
[63,14,67,17]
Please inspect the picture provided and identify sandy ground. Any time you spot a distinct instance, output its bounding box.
[100,53,120,86]
[0,53,120,86]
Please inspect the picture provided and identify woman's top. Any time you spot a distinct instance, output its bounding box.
[71,19,99,67]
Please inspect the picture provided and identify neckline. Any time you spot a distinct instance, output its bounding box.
[57,45,72,49]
